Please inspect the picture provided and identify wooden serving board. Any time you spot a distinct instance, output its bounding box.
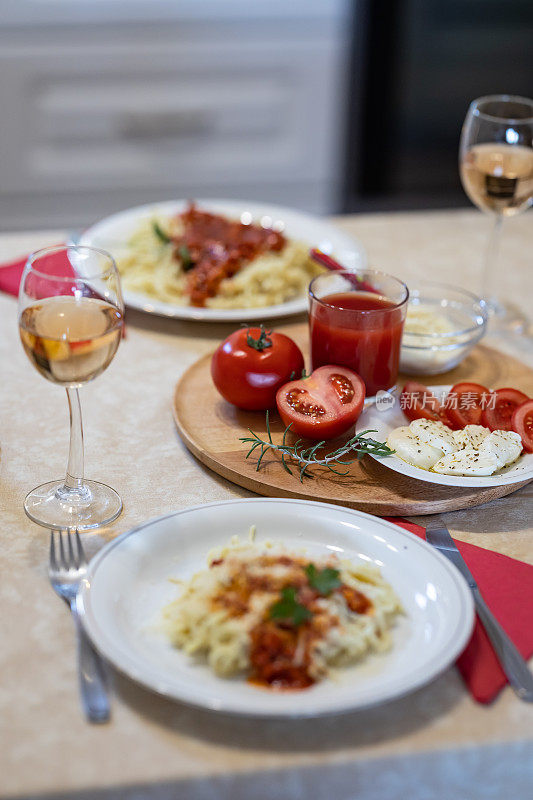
[173,329,533,516]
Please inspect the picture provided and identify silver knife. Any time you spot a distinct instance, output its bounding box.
[426,522,533,702]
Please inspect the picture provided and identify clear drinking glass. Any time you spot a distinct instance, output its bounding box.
[309,269,408,397]
[18,245,124,530]
[459,94,533,327]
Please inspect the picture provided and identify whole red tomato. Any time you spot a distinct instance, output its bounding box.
[211,326,304,410]
[276,365,365,440]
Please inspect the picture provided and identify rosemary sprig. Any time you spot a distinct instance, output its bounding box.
[240,411,394,482]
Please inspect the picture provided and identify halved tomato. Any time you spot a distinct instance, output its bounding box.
[445,382,490,428]
[399,382,446,424]
[481,387,529,431]
[276,365,365,440]
[512,399,533,453]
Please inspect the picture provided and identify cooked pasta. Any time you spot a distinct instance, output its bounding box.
[116,207,323,309]
[162,539,402,689]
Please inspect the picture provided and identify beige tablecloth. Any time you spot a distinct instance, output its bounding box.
[1,210,532,800]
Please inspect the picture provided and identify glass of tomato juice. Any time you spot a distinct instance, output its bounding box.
[309,269,409,396]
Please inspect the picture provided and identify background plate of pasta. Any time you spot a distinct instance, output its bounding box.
[77,499,474,718]
[78,199,366,321]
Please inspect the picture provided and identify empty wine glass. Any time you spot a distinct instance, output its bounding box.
[459,94,533,329]
[18,245,124,530]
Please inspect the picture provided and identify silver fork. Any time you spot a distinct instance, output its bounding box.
[49,529,110,723]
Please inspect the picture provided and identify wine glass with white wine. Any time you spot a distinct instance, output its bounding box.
[18,245,124,530]
[459,94,533,329]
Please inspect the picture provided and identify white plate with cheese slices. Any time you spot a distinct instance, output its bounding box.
[360,384,533,488]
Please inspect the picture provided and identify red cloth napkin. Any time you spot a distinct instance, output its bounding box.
[388,517,533,703]
[0,253,46,295]
[0,248,78,296]
[0,249,126,334]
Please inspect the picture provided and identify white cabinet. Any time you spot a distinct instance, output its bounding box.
[0,1,352,229]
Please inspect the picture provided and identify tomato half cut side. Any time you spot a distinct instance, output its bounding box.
[400,382,443,423]
[276,365,365,440]
[481,387,529,431]
[445,382,490,428]
[512,399,533,453]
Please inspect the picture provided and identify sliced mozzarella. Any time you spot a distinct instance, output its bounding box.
[453,424,491,450]
[478,430,523,469]
[387,426,443,470]
[409,419,459,455]
[432,449,499,476]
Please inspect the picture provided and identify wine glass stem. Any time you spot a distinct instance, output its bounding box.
[483,213,503,311]
[65,388,85,491]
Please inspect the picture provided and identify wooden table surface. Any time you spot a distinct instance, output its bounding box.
[1,209,532,800]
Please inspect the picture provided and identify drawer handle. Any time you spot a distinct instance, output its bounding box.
[117,111,213,139]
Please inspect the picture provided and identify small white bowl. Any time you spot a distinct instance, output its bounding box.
[400,282,488,376]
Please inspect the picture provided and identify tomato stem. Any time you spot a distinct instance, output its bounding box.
[244,324,273,352]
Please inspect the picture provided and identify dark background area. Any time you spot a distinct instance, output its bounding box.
[344,0,533,212]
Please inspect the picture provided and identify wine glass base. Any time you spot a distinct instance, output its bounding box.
[24,479,122,531]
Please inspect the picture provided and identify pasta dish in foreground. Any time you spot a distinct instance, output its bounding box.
[163,537,402,690]
[116,202,323,309]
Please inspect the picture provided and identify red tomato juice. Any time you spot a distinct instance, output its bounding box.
[309,291,406,396]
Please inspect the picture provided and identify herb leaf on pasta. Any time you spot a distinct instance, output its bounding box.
[269,586,312,627]
[305,563,341,596]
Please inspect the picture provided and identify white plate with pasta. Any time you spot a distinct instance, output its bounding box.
[77,498,473,717]
[78,199,366,322]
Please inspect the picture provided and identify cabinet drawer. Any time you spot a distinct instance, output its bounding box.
[0,35,345,194]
